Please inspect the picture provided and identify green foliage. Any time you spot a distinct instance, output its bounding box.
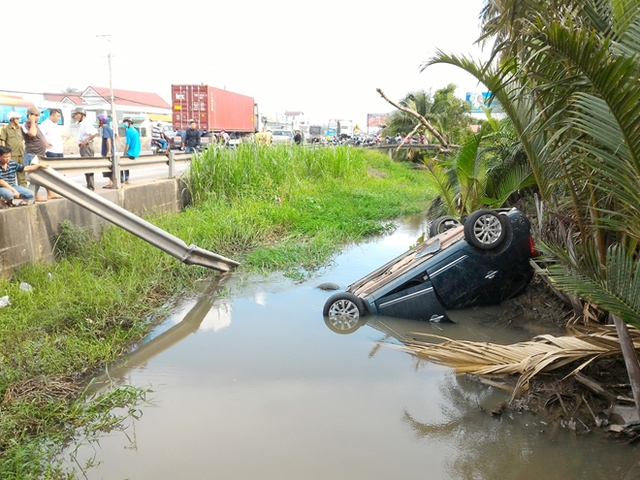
[383,85,472,150]
[542,242,640,327]
[424,125,534,218]
[180,146,433,277]
[54,221,92,258]
[185,144,365,205]
[424,0,640,319]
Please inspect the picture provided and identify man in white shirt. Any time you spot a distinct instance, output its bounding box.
[72,107,98,190]
[40,109,65,158]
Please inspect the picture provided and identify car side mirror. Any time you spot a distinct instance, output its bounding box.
[416,238,441,258]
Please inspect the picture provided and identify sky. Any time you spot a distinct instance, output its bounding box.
[3,0,488,128]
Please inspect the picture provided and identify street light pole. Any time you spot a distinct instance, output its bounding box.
[98,32,120,188]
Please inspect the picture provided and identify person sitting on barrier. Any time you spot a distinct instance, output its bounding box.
[151,122,168,153]
[98,115,116,189]
[0,145,48,208]
[0,111,27,187]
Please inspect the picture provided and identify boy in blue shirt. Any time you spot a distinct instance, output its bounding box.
[122,117,140,184]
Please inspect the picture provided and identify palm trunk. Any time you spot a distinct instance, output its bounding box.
[612,314,640,419]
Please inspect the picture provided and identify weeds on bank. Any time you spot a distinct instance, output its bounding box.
[0,224,198,478]
[181,144,434,276]
[0,145,434,477]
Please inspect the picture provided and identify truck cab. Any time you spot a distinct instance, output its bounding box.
[337,119,353,139]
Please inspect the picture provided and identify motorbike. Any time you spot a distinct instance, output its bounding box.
[151,137,169,155]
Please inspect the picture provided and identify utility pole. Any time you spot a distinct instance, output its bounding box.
[97,32,120,188]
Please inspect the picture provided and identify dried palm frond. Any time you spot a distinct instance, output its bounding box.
[398,324,640,401]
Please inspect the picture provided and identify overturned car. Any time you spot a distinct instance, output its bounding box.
[323,208,536,324]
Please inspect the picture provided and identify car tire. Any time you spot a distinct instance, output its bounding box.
[464,209,508,249]
[429,216,461,237]
[323,292,366,324]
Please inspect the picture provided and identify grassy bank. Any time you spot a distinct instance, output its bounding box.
[0,145,434,478]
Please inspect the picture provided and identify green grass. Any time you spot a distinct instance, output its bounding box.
[0,145,435,478]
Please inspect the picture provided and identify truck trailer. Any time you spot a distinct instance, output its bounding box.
[171,85,258,137]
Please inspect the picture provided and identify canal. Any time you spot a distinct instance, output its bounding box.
[60,215,640,479]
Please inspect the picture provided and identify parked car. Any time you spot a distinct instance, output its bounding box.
[162,125,184,150]
[323,208,536,323]
[272,129,294,145]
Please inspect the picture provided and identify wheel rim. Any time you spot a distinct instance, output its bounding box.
[327,299,360,329]
[472,214,503,245]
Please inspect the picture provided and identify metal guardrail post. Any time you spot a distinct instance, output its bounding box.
[168,150,175,178]
[113,152,121,189]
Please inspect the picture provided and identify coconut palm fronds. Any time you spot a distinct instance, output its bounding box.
[399,324,640,400]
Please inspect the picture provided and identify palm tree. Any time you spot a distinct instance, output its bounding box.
[423,0,640,327]
[384,90,434,137]
[424,117,534,219]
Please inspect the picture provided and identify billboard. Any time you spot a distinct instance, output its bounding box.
[367,113,389,127]
[465,92,503,114]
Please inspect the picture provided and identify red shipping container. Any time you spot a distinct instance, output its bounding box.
[171,85,256,133]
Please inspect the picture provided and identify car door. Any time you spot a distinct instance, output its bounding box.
[426,245,505,309]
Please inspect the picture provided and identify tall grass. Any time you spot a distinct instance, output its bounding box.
[181,145,435,276]
[0,145,434,478]
[186,144,367,204]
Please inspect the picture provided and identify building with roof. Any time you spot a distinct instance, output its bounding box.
[43,86,172,123]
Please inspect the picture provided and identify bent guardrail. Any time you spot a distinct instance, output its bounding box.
[27,167,239,272]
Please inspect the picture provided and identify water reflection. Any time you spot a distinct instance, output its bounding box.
[323,306,541,345]
[88,278,232,391]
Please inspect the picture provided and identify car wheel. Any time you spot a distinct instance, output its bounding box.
[429,216,461,237]
[464,210,507,249]
[323,293,366,327]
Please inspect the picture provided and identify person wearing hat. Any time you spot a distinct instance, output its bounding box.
[72,107,99,190]
[0,111,27,187]
[122,117,140,184]
[22,107,60,201]
[98,115,116,188]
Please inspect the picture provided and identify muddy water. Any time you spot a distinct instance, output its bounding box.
[62,215,640,479]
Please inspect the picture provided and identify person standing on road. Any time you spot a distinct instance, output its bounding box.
[98,115,116,189]
[40,109,65,158]
[0,111,27,187]
[219,129,230,148]
[122,117,140,184]
[72,107,99,190]
[22,107,61,201]
[294,130,302,145]
[184,120,201,153]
